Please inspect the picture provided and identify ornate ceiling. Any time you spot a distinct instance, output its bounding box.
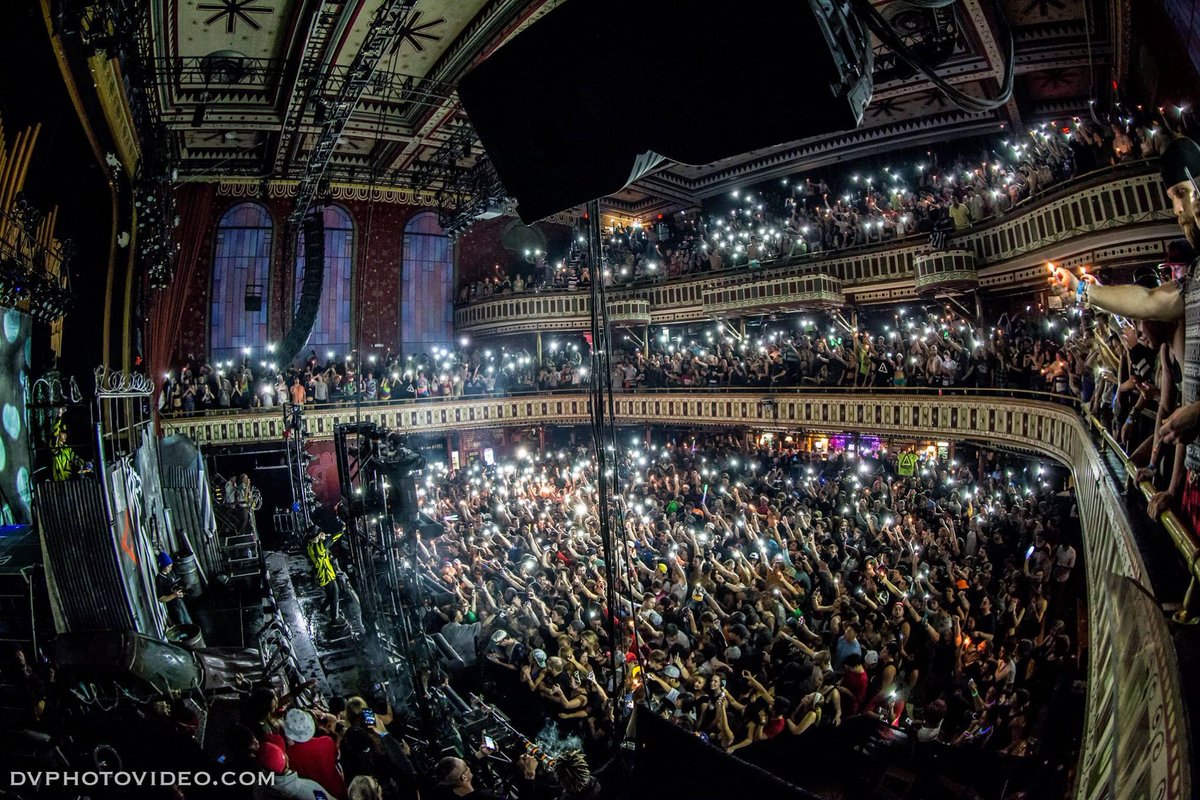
[139,0,1128,219]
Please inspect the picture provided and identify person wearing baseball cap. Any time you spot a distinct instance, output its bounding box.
[264,709,346,799]
[154,551,193,627]
[254,740,333,800]
[531,648,548,669]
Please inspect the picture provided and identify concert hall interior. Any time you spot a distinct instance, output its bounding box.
[4,1,1200,798]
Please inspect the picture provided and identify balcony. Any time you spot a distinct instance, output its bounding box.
[455,161,1176,335]
[164,387,1190,799]
[913,249,977,294]
[702,272,844,315]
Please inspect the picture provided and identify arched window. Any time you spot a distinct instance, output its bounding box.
[210,203,272,364]
[295,205,354,358]
[400,212,454,354]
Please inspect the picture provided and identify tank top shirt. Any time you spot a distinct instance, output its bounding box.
[1179,260,1200,471]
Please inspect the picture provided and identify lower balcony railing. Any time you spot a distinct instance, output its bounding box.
[162,388,1189,800]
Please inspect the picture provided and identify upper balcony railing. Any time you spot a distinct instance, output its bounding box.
[164,386,1189,800]
[455,160,1176,334]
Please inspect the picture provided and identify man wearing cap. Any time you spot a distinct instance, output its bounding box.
[155,551,193,627]
[266,708,347,800]
[1050,137,1200,527]
[644,663,683,711]
[255,740,333,800]
[523,647,549,685]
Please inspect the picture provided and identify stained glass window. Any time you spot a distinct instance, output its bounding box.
[210,203,272,365]
[295,205,354,359]
[401,212,454,354]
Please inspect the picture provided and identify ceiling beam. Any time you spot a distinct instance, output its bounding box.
[288,0,422,224]
[272,0,350,176]
[959,0,1022,132]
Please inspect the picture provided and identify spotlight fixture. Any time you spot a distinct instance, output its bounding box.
[135,173,181,289]
[0,199,74,322]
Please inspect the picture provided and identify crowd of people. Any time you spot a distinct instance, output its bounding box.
[457,104,1179,303]
[161,342,588,414]
[165,297,1111,417]
[403,434,1080,792]
[610,307,1087,393]
[166,100,1193,416]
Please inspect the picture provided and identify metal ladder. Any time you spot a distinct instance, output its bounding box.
[213,479,261,580]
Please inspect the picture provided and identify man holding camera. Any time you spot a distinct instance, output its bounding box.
[155,551,193,627]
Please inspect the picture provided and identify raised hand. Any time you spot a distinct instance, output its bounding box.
[1046,264,1078,301]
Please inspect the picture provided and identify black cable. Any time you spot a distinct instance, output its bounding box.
[596,253,642,668]
[851,0,1014,114]
[584,202,634,758]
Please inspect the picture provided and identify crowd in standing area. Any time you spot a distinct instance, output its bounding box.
[408,434,1080,791]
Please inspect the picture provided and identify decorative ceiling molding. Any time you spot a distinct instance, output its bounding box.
[209,175,577,226]
[129,0,1123,217]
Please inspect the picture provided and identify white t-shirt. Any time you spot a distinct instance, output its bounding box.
[1054,545,1076,582]
[941,356,957,385]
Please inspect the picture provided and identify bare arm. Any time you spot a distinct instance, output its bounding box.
[1052,269,1183,321]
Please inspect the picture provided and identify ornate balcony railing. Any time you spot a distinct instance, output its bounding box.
[455,161,1175,334]
[164,387,1188,800]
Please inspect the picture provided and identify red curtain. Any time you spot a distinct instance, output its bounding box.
[146,183,215,390]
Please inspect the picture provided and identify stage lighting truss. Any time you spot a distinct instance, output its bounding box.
[59,0,181,293]
[135,173,181,290]
[0,198,74,323]
[409,115,509,240]
[286,0,423,227]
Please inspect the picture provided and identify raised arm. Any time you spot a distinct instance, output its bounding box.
[1050,267,1183,322]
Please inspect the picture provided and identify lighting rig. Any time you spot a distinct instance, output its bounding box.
[58,0,183,290]
[409,116,508,239]
[330,421,433,638]
[286,0,421,227]
[326,421,483,755]
[135,173,181,290]
[0,198,74,323]
[282,402,318,538]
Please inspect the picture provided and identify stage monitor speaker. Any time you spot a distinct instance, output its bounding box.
[389,475,419,524]
[459,0,873,223]
[244,283,263,312]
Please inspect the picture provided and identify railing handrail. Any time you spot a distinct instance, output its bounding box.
[1087,414,1200,618]
[454,158,1160,309]
[160,383,1085,421]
